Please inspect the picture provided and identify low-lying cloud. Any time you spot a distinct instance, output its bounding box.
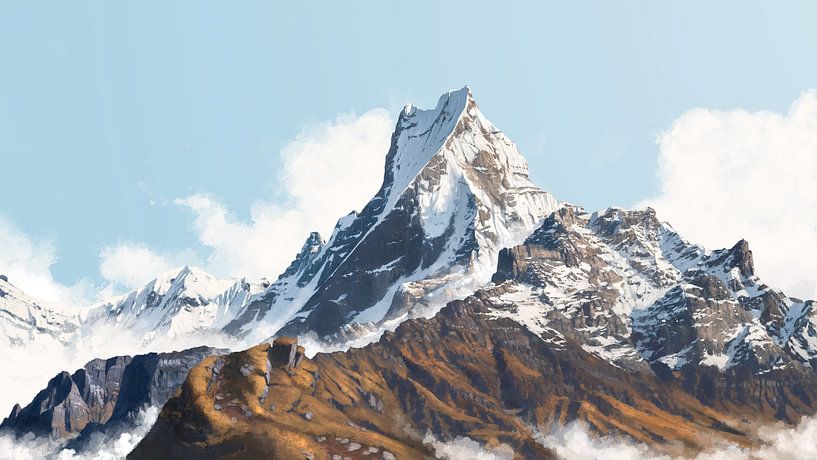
[425,434,515,460]
[535,417,817,460]
[0,322,242,422]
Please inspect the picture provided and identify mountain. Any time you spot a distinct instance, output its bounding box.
[4,265,264,351]
[0,346,223,451]
[86,266,267,342]
[0,267,257,421]
[127,206,817,457]
[225,87,559,343]
[0,274,79,347]
[123,89,817,458]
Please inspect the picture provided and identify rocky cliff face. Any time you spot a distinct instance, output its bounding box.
[0,346,223,447]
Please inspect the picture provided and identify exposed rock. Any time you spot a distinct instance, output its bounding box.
[268,337,303,369]
[0,346,222,448]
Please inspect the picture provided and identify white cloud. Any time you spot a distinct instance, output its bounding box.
[534,417,817,460]
[0,214,92,308]
[175,108,393,280]
[98,243,196,289]
[0,318,242,425]
[279,109,393,227]
[535,422,669,460]
[642,90,817,300]
[425,434,515,460]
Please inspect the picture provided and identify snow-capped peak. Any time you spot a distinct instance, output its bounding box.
[383,86,472,207]
[88,266,264,339]
[146,265,235,300]
[228,86,559,342]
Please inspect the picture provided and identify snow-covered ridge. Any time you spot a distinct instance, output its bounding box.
[86,266,267,339]
[0,275,79,347]
[486,205,817,373]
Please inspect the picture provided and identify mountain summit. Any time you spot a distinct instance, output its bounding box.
[225,87,559,342]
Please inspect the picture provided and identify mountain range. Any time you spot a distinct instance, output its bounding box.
[2,87,816,459]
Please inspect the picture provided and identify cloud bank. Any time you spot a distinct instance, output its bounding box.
[425,434,515,460]
[173,108,393,280]
[4,408,817,459]
[0,318,242,421]
[643,90,817,300]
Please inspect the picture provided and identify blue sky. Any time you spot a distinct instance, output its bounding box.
[1,1,816,303]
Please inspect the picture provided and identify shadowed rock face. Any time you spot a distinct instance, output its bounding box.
[0,346,223,446]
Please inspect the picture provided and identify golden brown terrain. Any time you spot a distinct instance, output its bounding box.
[129,285,817,460]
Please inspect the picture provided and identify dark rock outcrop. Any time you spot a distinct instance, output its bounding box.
[267,337,303,369]
[0,346,223,446]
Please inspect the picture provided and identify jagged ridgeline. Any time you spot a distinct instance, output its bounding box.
[3,88,817,459]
